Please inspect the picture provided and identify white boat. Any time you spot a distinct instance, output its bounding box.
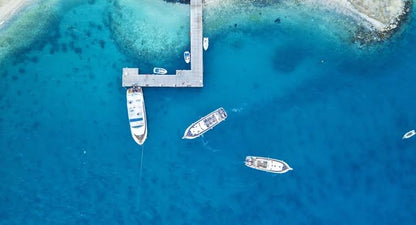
[245,156,293,174]
[126,86,147,145]
[183,107,227,139]
[203,37,209,51]
[184,51,191,63]
[153,67,167,75]
[402,129,415,139]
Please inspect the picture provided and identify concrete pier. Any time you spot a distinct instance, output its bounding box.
[122,0,204,88]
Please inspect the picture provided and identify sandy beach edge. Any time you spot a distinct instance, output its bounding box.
[0,0,31,29]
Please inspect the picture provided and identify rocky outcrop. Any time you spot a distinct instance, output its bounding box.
[166,0,412,44]
[348,0,412,44]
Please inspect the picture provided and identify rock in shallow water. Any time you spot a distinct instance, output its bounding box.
[350,0,412,44]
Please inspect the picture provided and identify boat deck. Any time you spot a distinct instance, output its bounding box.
[122,0,203,88]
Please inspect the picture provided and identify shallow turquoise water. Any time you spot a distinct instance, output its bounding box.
[1,0,416,224]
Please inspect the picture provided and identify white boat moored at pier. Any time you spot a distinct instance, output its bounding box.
[245,156,293,174]
[126,86,147,145]
[184,51,191,63]
[153,67,167,75]
[203,37,209,51]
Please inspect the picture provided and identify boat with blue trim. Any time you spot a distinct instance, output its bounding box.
[245,156,293,174]
[184,51,190,63]
[126,85,147,145]
[153,67,167,75]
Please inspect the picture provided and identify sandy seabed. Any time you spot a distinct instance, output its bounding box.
[0,0,31,28]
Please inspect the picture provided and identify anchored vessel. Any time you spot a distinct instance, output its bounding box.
[184,51,191,63]
[126,86,147,145]
[203,37,209,51]
[245,156,293,174]
[403,129,415,139]
[153,67,167,75]
[183,107,227,139]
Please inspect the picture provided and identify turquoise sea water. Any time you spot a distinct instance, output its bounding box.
[1,0,416,224]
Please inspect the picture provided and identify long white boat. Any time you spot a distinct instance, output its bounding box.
[203,37,209,51]
[245,156,293,174]
[184,51,190,63]
[402,129,415,139]
[153,67,167,75]
[126,86,147,145]
[183,107,227,139]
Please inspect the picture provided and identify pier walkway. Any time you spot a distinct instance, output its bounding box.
[122,0,204,88]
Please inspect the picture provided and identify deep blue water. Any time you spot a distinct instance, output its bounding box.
[1,0,416,224]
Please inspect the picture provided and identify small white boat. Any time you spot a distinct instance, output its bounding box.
[203,37,209,51]
[153,67,167,75]
[183,107,227,139]
[184,51,191,63]
[402,129,416,139]
[245,156,293,174]
[126,86,147,145]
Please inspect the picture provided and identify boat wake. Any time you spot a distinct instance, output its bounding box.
[224,178,259,190]
[137,144,145,208]
[139,145,145,182]
[231,107,244,113]
[201,136,220,152]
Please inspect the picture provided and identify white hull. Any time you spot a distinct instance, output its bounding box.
[183,107,227,139]
[184,51,191,64]
[127,86,147,145]
[203,37,209,51]
[153,67,167,75]
[402,129,415,139]
[245,156,292,174]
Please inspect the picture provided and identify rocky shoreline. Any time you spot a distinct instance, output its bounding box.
[164,0,412,44]
[352,0,412,44]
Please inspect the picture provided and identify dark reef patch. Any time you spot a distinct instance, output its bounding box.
[29,56,39,63]
[99,40,105,49]
[274,17,281,23]
[18,68,26,74]
[32,121,40,130]
[74,47,82,54]
[164,0,190,4]
[272,44,308,73]
[61,43,68,52]
[1,70,7,78]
